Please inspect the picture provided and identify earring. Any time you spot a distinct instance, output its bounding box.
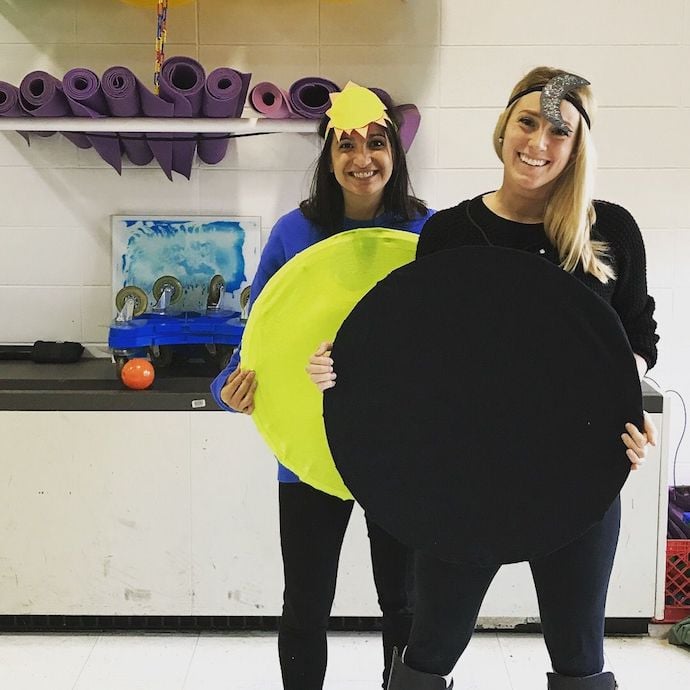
[498,137,504,143]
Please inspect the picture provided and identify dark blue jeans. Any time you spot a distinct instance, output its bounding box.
[405,496,621,678]
[278,481,414,690]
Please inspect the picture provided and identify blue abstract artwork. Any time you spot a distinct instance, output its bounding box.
[112,216,261,314]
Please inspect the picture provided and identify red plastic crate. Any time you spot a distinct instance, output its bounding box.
[664,539,690,623]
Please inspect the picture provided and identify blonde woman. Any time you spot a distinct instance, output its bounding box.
[310,68,658,690]
[391,67,658,690]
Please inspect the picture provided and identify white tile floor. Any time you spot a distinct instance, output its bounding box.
[0,631,688,689]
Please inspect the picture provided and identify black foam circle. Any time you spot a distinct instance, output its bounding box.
[324,247,642,566]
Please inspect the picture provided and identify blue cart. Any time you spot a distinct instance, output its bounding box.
[109,274,249,374]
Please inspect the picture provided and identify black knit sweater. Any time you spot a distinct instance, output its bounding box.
[417,195,659,369]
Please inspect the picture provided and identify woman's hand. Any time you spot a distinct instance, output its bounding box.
[306,341,336,391]
[220,368,257,414]
[621,410,657,470]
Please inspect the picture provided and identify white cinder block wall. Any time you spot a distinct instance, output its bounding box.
[0,0,688,482]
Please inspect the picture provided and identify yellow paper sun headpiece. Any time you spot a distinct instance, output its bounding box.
[325,81,392,141]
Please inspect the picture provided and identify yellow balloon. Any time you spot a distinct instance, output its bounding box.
[242,229,418,500]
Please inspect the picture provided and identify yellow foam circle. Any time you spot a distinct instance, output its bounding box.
[241,228,418,500]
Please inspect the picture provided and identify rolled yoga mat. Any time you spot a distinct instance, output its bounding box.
[198,67,252,164]
[158,55,206,179]
[288,76,340,119]
[63,68,123,173]
[0,81,30,142]
[100,66,154,166]
[19,70,91,148]
[363,88,420,153]
[133,71,175,179]
[249,81,294,119]
[0,81,23,117]
[394,103,421,153]
[369,87,392,105]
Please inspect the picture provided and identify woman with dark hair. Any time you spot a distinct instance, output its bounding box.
[210,82,432,690]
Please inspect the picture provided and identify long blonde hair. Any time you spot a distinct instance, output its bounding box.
[493,66,614,283]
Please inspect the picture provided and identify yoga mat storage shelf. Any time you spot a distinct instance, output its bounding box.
[0,117,318,134]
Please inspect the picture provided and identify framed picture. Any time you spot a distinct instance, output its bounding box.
[111,215,261,315]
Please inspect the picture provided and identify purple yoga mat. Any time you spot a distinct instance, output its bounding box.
[0,81,30,143]
[204,68,251,118]
[0,80,27,118]
[366,87,420,151]
[137,76,175,180]
[197,67,252,164]
[158,56,206,179]
[104,66,174,178]
[101,66,154,166]
[394,103,421,153]
[369,87,392,106]
[160,56,205,113]
[288,77,340,119]
[19,71,91,148]
[63,68,122,173]
[345,87,419,153]
[249,81,294,118]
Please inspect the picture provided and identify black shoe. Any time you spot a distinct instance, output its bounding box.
[547,671,617,689]
[386,648,453,690]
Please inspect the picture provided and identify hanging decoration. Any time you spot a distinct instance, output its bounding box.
[120,0,192,7]
[118,0,192,92]
[154,0,168,94]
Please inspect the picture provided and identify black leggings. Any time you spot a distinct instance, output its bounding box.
[278,481,414,690]
[405,496,621,678]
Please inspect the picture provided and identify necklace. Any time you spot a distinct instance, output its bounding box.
[464,202,493,247]
[465,199,549,257]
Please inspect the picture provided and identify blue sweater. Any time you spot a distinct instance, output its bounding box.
[210,206,434,482]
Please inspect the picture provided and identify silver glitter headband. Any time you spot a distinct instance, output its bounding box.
[506,73,591,133]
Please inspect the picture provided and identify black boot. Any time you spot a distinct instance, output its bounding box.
[386,648,453,689]
[547,671,617,689]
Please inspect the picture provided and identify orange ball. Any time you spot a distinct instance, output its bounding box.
[121,358,155,390]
